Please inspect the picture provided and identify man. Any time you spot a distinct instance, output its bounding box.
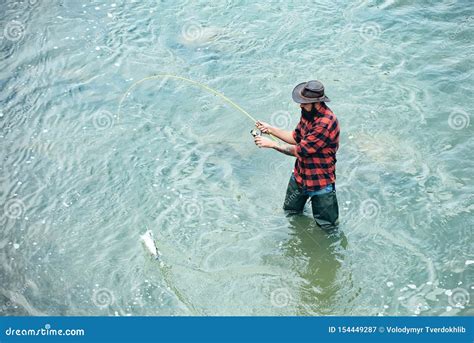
[254,80,340,231]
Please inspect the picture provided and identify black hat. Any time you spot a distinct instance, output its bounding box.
[292,80,330,104]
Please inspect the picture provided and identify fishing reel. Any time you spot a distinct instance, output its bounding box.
[250,129,262,137]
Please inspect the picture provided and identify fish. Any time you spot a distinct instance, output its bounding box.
[140,230,160,260]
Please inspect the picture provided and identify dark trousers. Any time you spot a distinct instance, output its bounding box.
[283,176,340,231]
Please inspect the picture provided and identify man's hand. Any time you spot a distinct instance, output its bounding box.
[254,136,277,149]
[256,120,297,145]
[254,134,297,156]
[255,121,273,135]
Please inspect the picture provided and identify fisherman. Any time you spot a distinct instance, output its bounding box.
[254,80,340,231]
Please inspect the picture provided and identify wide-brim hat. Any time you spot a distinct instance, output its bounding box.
[292,80,330,104]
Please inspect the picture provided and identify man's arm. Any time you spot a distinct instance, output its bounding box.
[255,121,297,145]
[270,127,297,145]
[255,121,333,157]
[254,136,296,156]
[272,142,297,156]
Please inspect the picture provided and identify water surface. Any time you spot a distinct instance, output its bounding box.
[0,0,473,316]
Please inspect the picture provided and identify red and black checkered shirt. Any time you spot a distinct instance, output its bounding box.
[292,103,339,191]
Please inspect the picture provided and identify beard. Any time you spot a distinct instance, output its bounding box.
[301,104,320,121]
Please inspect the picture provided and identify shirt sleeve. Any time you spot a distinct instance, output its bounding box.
[296,123,330,157]
[293,124,301,143]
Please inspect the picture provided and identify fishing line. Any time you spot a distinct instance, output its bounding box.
[126,76,280,309]
[117,74,278,141]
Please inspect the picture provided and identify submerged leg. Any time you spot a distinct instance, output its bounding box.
[283,175,309,214]
[310,190,340,231]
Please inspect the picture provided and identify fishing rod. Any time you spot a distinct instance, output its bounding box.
[117,74,278,141]
[127,76,279,312]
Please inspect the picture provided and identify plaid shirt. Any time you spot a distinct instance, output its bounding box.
[292,103,339,192]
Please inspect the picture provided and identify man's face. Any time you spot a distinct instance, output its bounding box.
[300,103,318,121]
[300,103,313,112]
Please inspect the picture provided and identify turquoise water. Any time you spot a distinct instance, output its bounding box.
[1,0,472,316]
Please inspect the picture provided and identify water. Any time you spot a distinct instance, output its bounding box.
[1,0,472,316]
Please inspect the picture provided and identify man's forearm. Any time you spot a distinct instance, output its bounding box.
[272,142,297,157]
[270,127,297,145]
